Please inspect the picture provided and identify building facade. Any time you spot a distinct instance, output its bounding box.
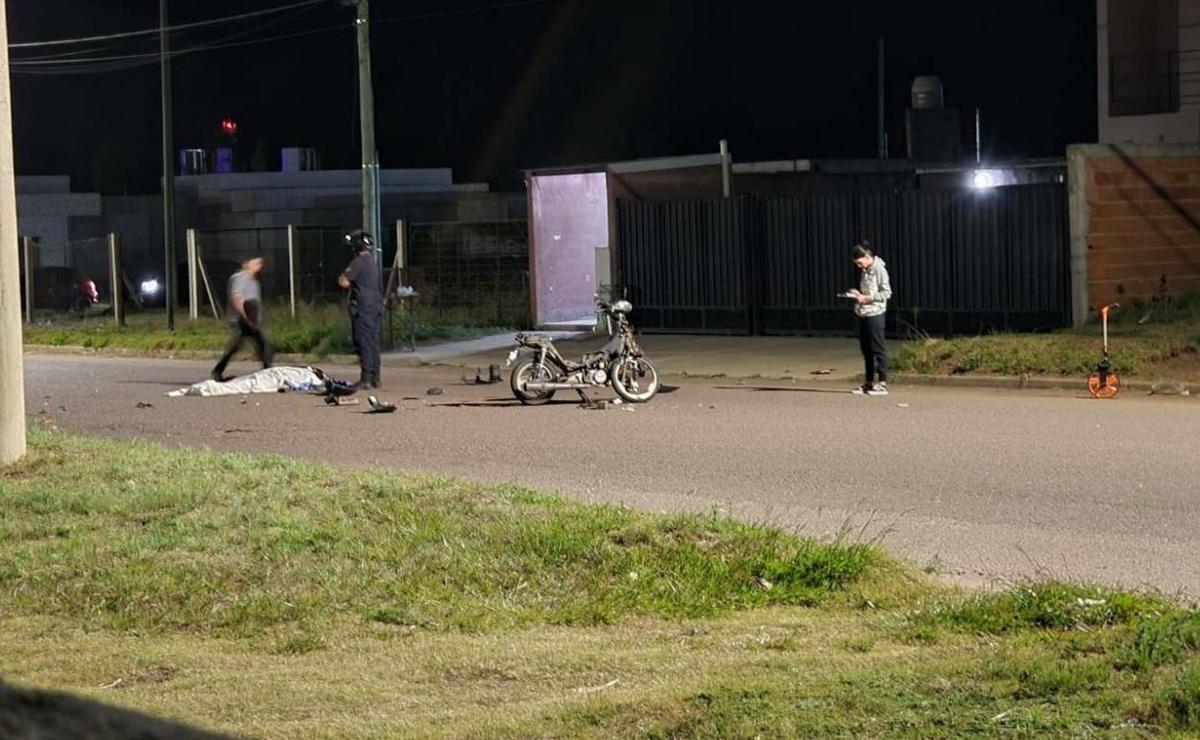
[1098,0,1200,143]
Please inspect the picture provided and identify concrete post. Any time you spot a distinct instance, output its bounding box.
[186,228,199,320]
[108,233,124,327]
[0,1,28,465]
[1066,145,1091,328]
[719,139,731,198]
[286,224,297,319]
[21,235,33,324]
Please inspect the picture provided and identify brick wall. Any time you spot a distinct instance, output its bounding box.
[1070,144,1200,314]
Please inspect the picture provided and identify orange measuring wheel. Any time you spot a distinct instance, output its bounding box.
[1087,370,1120,398]
[1087,303,1120,399]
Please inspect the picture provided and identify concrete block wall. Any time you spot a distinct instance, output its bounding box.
[1068,143,1200,323]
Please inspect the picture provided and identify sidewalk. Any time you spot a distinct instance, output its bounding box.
[419,332,867,383]
[381,331,582,366]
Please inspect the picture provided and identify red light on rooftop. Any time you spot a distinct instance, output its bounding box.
[220,118,239,136]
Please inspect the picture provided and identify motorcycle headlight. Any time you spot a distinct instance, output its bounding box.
[140,279,161,296]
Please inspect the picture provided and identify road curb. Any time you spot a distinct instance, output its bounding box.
[894,372,1199,395]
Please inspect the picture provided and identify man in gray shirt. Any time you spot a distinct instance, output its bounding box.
[211,256,273,381]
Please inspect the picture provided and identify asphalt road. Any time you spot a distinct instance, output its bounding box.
[21,352,1200,596]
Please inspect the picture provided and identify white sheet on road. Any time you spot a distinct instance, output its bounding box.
[167,366,323,397]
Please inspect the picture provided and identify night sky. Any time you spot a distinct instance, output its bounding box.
[7,0,1097,194]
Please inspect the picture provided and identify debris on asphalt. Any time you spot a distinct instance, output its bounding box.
[427,387,444,396]
[367,396,397,414]
[810,368,835,375]
[135,401,154,409]
[897,403,910,408]
[462,365,503,385]
[612,398,623,405]
[324,396,359,407]
[581,399,612,410]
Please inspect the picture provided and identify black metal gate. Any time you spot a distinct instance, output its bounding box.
[616,184,1069,336]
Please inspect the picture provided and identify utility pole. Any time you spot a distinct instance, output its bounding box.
[353,0,380,268]
[161,0,177,330]
[0,0,27,464]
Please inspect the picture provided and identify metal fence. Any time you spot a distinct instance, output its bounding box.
[187,221,529,326]
[17,235,118,321]
[617,184,1070,336]
[405,220,529,326]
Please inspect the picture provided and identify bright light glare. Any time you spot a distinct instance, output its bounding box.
[140,279,161,295]
[972,170,996,189]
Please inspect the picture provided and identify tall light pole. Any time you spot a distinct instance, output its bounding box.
[352,0,381,269]
[0,0,27,464]
[161,0,177,330]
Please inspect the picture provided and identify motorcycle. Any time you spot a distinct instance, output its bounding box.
[505,298,660,405]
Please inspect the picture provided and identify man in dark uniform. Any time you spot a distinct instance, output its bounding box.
[338,230,383,389]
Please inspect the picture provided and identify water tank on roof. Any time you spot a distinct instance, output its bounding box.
[281,147,321,172]
[911,76,944,110]
[178,148,208,176]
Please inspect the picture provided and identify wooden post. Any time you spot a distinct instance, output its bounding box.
[108,233,124,327]
[196,255,220,321]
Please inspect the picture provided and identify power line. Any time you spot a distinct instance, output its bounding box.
[11,4,325,68]
[9,0,561,75]
[8,0,324,49]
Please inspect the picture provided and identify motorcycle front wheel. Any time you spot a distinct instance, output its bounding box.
[610,357,659,403]
[511,360,556,405]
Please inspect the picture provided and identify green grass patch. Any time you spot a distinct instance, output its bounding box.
[6,432,1200,737]
[22,301,516,356]
[893,285,1200,378]
[0,431,880,638]
[912,582,1168,635]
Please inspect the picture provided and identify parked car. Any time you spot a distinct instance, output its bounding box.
[26,267,99,314]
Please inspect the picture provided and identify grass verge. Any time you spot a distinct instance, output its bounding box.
[893,287,1200,380]
[22,302,516,357]
[2,431,1200,737]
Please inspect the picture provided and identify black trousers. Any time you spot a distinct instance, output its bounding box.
[351,309,382,384]
[213,318,273,377]
[857,314,888,384]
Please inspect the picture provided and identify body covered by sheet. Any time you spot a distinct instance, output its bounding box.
[168,366,325,397]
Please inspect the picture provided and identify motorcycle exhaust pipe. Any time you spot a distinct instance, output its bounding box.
[522,382,588,391]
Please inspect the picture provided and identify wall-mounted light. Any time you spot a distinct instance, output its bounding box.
[972,170,997,189]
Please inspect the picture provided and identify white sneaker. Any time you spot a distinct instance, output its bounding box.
[867,384,889,396]
[851,384,871,395]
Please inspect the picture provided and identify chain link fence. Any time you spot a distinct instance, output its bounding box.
[18,235,113,320]
[188,220,528,327]
[405,220,529,326]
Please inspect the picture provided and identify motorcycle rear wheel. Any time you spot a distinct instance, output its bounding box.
[610,357,659,403]
[511,360,556,405]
